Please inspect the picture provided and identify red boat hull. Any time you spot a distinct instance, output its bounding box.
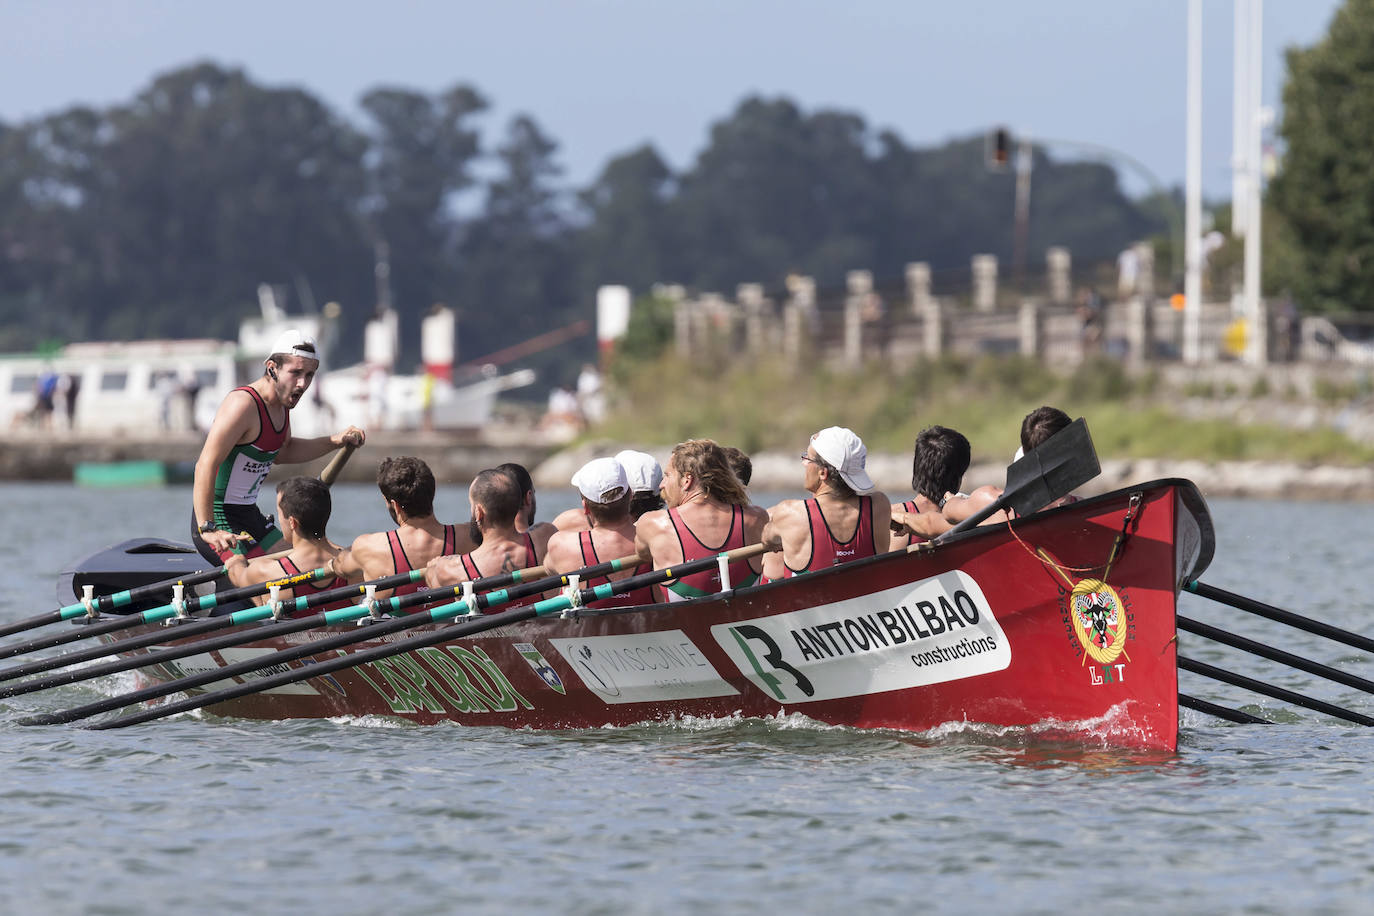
[117,479,1213,750]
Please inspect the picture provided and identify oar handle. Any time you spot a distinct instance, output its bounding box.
[319,444,357,487]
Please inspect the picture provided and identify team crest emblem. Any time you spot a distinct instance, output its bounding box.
[1068,578,1130,664]
[514,642,565,694]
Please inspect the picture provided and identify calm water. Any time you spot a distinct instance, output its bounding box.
[1,481,1373,914]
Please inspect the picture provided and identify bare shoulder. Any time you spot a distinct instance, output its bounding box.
[635,508,671,538]
[541,532,578,573]
[552,507,587,531]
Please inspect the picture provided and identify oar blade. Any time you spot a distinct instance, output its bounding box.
[1000,417,1100,518]
[939,416,1100,539]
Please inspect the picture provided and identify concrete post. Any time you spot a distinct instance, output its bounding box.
[1019,299,1043,358]
[1133,242,1155,303]
[906,262,932,316]
[972,254,998,312]
[1127,296,1154,364]
[784,274,816,366]
[1047,247,1071,306]
[844,270,872,369]
[737,283,767,355]
[922,297,947,358]
[671,288,692,359]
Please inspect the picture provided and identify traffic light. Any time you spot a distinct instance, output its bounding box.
[987,126,1011,171]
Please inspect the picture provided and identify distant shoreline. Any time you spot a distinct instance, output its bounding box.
[3,429,1369,501]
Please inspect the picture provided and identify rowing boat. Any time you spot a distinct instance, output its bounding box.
[58,477,1213,750]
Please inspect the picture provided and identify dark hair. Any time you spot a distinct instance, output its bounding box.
[471,467,523,528]
[1021,406,1073,452]
[377,456,435,518]
[496,462,533,499]
[629,491,666,519]
[721,446,752,486]
[495,461,535,524]
[911,425,971,502]
[276,476,331,540]
[586,491,632,525]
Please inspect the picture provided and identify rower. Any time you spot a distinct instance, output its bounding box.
[224,477,352,617]
[331,456,474,601]
[890,425,971,548]
[551,449,668,532]
[762,426,890,578]
[543,458,655,607]
[943,405,1079,525]
[191,329,365,564]
[617,449,666,519]
[497,462,558,545]
[425,468,550,608]
[634,439,768,600]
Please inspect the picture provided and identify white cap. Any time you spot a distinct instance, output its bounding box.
[265,329,320,364]
[571,457,630,504]
[811,426,875,494]
[614,450,663,494]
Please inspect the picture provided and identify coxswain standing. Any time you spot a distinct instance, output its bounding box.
[191,330,365,564]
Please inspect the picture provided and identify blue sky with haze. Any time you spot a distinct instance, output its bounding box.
[0,1,1344,199]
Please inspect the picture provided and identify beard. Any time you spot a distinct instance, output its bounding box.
[468,518,483,547]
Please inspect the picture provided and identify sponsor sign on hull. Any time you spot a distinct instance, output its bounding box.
[549,630,740,705]
[711,570,1010,703]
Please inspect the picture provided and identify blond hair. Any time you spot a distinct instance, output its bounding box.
[671,439,750,506]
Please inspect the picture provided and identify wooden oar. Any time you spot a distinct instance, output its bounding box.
[21,552,641,725]
[0,568,428,689]
[318,442,358,486]
[80,544,764,730]
[1185,580,1374,654]
[0,565,337,663]
[1178,655,1374,727]
[936,417,1100,539]
[1178,692,1273,725]
[0,565,226,642]
[1178,615,1374,698]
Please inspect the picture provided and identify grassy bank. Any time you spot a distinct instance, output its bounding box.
[594,353,1374,465]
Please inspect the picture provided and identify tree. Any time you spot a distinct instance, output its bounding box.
[1270,0,1374,313]
[455,115,580,382]
[359,84,486,354]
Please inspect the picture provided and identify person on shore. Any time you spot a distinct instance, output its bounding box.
[890,425,971,548]
[192,330,365,564]
[634,439,767,600]
[424,468,549,609]
[942,405,1078,525]
[224,477,352,617]
[543,458,655,607]
[331,456,473,602]
[762,427,890,577]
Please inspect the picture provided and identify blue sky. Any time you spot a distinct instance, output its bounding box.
[0,0,1344,199]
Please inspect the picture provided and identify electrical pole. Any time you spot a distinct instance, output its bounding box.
[1184,0,1203,363]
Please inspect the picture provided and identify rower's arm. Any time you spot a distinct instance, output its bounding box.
[276,426,365,466]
